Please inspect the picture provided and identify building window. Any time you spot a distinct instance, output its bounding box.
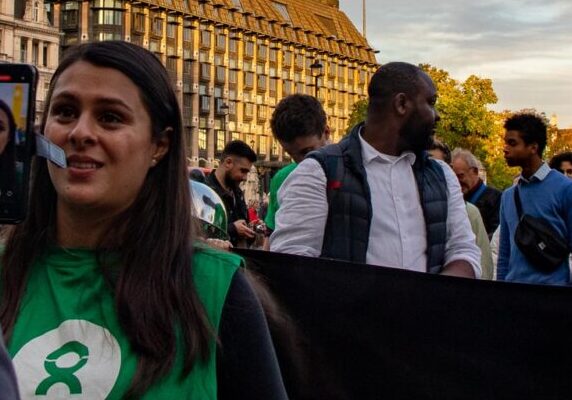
[229,38,238,54]
[200,95,210,113]
[166,57,177,75]
[244,72,254,88]
[61,1,79,29]
[216,33,226,52]
[32,42,39,65]
[20,39,27,63]
[257,43,267,61]
[295,54,303,70]
[94,32,122,42]
[229,69,238,85]
[42,43,49,67]
[133,11,145,33]
[273,2,292,23]
[259,135,268,155]
[94,9,122,25]
[33,1,40,22]
[200,30,211,47]
[93,0,122,6]
[198,129,207,150]
[283,50,292,67]
[215,66,225,83]
[200,63,211,81]
[152,17,163,36]
[257,105,267,121]
[231,0,243,9]
[167,23,176,38]
[244,103,254,119]
[183,27,193,42]
[244,40,254,58]
[257,75,267,91]
[283,80,292,96]
[216,131,225,152]
[269,48,277,63]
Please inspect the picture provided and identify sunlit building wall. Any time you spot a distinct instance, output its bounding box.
[46,0,378,167]
[0,0,60,124]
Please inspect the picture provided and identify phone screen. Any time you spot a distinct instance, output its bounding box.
[0,64,37,224]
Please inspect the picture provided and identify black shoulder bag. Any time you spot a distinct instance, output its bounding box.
[513,185,570,272]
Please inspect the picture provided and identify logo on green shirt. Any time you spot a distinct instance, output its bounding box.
[13,320,121,398]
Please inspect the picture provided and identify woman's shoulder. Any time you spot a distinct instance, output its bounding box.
[192,243,243,277]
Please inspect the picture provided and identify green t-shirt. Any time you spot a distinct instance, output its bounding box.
[7,245,240,399]
[265,163,297,231]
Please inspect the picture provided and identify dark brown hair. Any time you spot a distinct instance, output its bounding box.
[270,94,327,143]
[1,41,211,397]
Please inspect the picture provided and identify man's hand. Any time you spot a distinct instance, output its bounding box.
[440,260,476,278]
[233,219,256,239]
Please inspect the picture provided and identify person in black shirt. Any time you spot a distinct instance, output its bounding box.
[207,140,257,247]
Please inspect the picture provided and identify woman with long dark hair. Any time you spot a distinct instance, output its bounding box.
[1,41,286,399]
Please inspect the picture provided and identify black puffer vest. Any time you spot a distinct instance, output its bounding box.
[307,123,448,273]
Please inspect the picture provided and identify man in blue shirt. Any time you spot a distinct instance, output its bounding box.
[498,113,572,284]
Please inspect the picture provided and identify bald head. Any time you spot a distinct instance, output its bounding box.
[367,62,425,115]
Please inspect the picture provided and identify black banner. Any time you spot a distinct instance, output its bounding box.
[235,249,572,400]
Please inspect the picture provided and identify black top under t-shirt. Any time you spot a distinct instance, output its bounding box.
[217,271,288,400]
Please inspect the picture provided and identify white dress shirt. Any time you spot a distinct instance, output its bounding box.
[270,132,481,277]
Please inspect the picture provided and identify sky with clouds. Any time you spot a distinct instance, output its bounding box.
[339,0,572,128]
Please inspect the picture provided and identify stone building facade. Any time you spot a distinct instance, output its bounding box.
[46,0,378,168]
[0,0,60,124]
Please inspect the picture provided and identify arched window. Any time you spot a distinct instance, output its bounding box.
[33,1,40,22]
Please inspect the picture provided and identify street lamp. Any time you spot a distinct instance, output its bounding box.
[309,60,323,98]
[220,103,230,144]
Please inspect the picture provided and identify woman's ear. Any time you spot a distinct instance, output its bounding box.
[151,127,172,165]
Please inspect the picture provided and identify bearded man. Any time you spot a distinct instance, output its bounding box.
[270,62,480,278]
[206,140,257,247]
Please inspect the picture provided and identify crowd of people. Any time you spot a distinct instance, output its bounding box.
[201,63,571,287]
[198,62,571,285]
[0,39,570,398]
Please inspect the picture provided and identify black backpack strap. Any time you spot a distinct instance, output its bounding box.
[307,144,345,204]
[513,185,523,219]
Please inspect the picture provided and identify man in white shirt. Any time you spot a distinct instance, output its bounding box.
[270,62,480,278]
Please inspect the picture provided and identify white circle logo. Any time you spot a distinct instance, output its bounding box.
[13,320,121,399]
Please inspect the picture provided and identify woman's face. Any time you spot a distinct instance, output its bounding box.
[45,61,168,216]
[0,108,11,154]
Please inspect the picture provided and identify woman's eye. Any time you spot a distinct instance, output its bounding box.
[52,105,77,121]
[99,112,122,125]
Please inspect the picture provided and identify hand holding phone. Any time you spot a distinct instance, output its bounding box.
[0,64,37,224]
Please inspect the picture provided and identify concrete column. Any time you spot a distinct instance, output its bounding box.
[38,40,44,67]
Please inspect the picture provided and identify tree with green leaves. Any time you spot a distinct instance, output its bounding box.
[343,63,520,189]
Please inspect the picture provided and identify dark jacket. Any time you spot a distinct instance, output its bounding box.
[465,180,501,240]
[206,171,248,246]
[307,123,449,273]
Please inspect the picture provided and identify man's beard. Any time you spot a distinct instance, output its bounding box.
[400,111,435,154]
[224,171,238,189]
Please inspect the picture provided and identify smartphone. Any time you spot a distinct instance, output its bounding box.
[0,64,37,224]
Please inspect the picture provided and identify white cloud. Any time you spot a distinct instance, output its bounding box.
[339,0,572,127]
